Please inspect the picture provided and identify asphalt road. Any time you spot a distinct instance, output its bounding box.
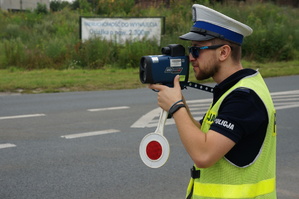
[0,75,299,199]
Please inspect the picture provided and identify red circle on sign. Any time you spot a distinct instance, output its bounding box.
[146,141,162,160]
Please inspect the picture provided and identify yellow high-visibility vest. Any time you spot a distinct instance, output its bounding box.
[186,71,277,199]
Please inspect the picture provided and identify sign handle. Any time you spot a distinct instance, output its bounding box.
[154,108,168,135]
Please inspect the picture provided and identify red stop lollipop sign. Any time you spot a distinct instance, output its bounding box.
[139,109,170,168]
[146,140,162,160]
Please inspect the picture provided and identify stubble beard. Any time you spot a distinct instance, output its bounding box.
[195,59,220,81]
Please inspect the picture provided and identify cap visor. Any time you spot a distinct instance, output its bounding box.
[179,32,214,41]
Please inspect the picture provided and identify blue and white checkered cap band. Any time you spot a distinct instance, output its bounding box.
[193,21,244,44]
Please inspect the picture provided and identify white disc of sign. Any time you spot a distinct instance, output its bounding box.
[139,109,170,168]
[139,133,170,168]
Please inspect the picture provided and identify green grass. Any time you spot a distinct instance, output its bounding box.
[1,60,298,94]
[0,67,142,93]
[242,60,299,78]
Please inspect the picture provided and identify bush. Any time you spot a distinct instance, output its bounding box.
[0,1,298,70]
[50,0,71,12]
[34,3,49,15]
[75,38,113,69]
[1,38,26,68]
[116,40,160,68]
[239,3,297,61]
[96,0,135,16]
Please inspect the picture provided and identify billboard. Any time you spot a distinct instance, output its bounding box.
[80,17,165,45]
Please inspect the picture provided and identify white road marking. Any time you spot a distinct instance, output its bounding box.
[131,98,212,128]
[0,143,16,149]
[131,108,161,128]
[87,106,130,112]
[132,90,299,128]
[272,90,299,110]
[0,114,46,120]
[275,103,299,110]
[271,90,299,96]
[185,98,213,104]
[61,129,120,139]
[272,94,299,99]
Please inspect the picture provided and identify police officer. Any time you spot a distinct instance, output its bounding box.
[149,4,277,199]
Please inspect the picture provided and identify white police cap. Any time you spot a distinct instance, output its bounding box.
[180,4,253,45]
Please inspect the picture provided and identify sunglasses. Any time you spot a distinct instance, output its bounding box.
[188,44,225,58]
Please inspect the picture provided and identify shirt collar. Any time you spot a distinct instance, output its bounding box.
[213,68,257,104]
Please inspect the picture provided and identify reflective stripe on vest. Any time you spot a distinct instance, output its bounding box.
[193,178,275,198]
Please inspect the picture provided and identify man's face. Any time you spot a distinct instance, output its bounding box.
[189,40,220,81]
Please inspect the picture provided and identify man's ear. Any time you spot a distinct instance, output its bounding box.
[218,45,231,61]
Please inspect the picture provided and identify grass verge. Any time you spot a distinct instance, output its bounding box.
[0,67,142,94]
[1,60,298,94]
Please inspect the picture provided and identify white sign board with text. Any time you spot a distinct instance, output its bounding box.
[80,17,164,45]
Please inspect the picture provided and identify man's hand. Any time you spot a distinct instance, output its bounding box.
[149,75,183,111]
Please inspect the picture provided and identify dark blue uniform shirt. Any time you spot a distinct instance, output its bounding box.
[201,69,268,167]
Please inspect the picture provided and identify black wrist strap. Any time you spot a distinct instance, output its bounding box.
[168,104,186,117]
